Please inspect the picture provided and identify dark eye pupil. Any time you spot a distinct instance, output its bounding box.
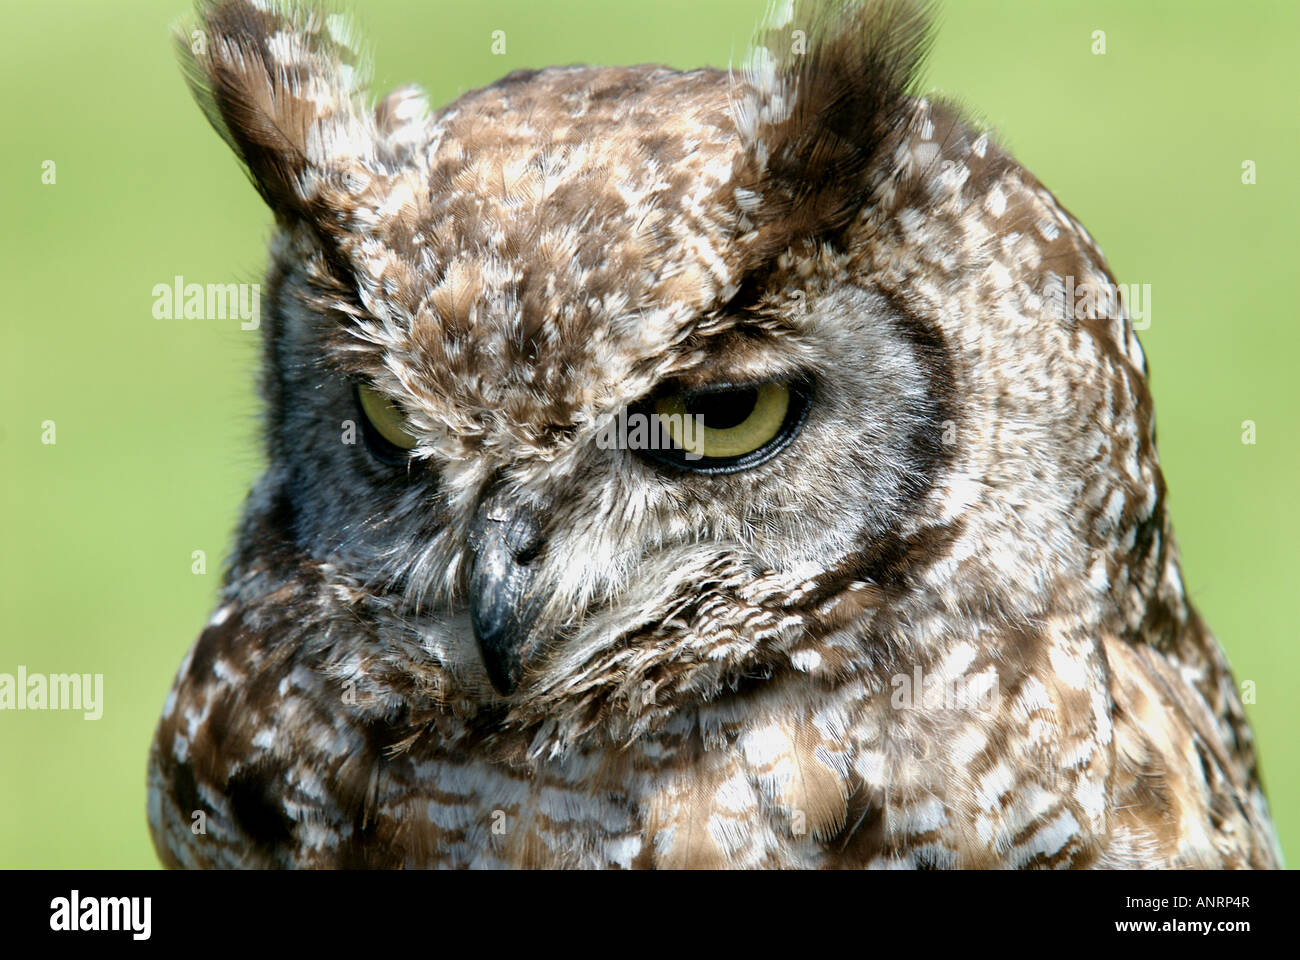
[686,388,757,430]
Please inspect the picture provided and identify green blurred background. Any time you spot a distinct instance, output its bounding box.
[1,0,1295,868]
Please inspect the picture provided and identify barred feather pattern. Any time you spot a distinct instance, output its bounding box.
[148,0,1282,868]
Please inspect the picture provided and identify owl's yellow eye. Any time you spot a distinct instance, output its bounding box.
[637,379,811,473]
[655,382,789,458]
[356,384,417,457]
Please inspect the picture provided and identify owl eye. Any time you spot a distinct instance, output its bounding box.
[637,379,811,473]
[355,384,417,463]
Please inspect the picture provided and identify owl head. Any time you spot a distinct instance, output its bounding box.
[182,0,1165,756]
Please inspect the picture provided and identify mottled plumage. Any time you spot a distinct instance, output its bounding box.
[148,0,1281,868]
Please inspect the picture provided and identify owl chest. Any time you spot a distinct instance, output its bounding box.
[377,713,897,869]
[378,751,838,869]
[368,700,1110,868]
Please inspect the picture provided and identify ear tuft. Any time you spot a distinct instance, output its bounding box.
[176,0,376,219]
[734,0,935,251]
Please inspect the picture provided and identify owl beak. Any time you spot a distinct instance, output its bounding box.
[467,496,546,695]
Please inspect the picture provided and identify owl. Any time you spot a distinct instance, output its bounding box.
[148,0,1282,869]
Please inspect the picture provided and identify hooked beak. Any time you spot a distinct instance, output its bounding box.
[467,493,546,695]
